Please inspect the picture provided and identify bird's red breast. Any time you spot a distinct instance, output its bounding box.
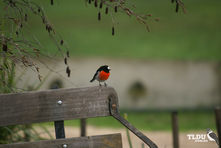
[99,70,110,81]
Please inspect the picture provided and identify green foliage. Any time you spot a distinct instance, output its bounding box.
[21,0,221,60]
[0,57,52,144]
[0,59,15,93]
[0,57,17,144]
[0,0,71,79]
[0,126,16,144]
[0,125,53,144]
[0,0,69,143]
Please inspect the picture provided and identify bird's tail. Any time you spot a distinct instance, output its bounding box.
[90,72,97,82]
[90,78,95,82]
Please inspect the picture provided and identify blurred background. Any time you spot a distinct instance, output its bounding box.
[1,0,221,147]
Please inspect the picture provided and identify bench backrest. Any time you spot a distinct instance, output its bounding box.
[0,86,118,126]
[0,86,122,148]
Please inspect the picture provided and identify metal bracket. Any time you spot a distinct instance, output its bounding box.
[109,97,158,148]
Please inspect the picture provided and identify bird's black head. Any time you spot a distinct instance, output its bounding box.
[206,128,212,133]
[98,65,111,73]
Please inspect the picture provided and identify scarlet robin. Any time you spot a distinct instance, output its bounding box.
[90,65,111,86]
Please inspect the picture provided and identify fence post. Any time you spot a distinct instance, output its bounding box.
[172,111,179,148]
[215,107,221,148]
[80,118,87,137]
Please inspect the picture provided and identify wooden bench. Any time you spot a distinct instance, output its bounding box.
[0,86,158,148]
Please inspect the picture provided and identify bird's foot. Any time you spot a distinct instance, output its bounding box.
[104,82,107,87]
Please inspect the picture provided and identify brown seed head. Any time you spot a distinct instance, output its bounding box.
[105,7,108,14]
[98,12,101,21]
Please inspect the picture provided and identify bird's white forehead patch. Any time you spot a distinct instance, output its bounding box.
[108,66,110,70]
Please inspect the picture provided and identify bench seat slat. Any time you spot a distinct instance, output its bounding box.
[0,133,122,148]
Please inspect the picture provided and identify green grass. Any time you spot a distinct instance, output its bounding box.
[36,110,216,132]
[3,0,220,60]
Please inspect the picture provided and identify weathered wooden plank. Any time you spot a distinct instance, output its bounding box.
[0,86,118,126]
[0,133,122,148]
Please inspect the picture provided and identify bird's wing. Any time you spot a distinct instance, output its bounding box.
[209,133,219,146]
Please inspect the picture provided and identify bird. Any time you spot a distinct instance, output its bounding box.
[206,128,219,146]
[90,65,111,86]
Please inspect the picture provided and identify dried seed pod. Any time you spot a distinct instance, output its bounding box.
[66,66,69,73]
[154,18,160,22]
[88,0,91,4]
[20,23,23,28]
[3,44,7,52]
[46,24,52,33]
[171,0,175,3]
[99,2,103,8]
[24,14,27,21]
[38,74,42,81]
[36,67,39,72]
[9,0,16,7]
[46,25,48,31]
[49,26,52,32]
[42,16,46,24]
[112,26,115,36]
[64,57,67,65]
[114,6,118,12]
[98,12,101,21]
[60,40,64,45]
[105,7,108,14]
[176,3,179,12]
[38,8,41,13]
[33,48,39,52]
[67,51,70,57]
[94,0,97,7]
[66,66,71,77]
[51,0,53,5]
[16,31,18,35]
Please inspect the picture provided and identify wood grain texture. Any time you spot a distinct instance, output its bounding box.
[0,133,122,148]
[0,86,118,126]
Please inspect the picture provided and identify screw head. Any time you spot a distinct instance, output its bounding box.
[57,100,62,105]
[63,144,67,148]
